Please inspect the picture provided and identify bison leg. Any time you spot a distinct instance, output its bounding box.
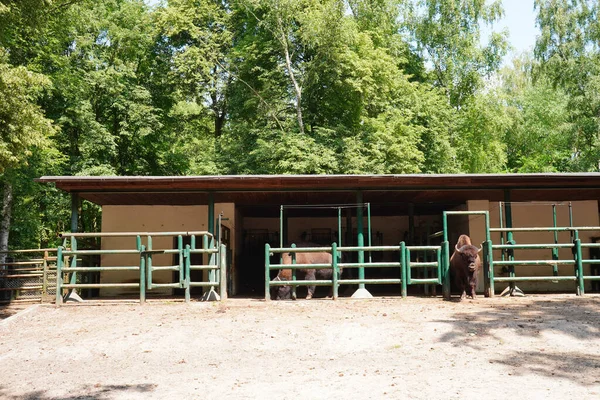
[305,270,316,300]
[459,284,467,301]
[468,274,477,299]
[469,283,477,299]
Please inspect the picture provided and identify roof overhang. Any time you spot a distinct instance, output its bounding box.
[36,173,600,208]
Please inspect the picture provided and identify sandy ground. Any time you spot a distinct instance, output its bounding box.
[0,295,599,400]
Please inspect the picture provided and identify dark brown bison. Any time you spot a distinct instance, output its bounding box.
[272,244,337,300]
[449,234,482,301]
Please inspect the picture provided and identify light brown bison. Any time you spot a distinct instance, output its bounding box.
[273,244,337,300]
[449,234,482,301]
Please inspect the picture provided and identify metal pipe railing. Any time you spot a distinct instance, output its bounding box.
[0,249,58,304]
[265,242,443,300]
[56,231,225,305]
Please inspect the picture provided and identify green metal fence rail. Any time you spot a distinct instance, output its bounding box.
[56,231,226,305]
[184,234,225,302]
[266,243,339,301]
[0,249,58,303]
[405,246,442,287]
[488,226,600,296]
[265,208,600,300]
[264,242,443,300]
[337,244,406,297]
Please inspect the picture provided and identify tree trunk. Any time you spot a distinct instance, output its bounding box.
[278,17,304,134]
[0,182,14,268]
[215,111,225,138]
[209,75,226,138]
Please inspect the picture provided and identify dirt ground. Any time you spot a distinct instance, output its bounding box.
[0,295,599,400]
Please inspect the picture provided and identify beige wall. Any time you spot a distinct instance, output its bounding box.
[100,204,235,297]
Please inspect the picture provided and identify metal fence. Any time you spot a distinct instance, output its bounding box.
[264,242,443,300]
[265,214,600,300]
[488,227,600,296]
[0,249,58,303]
[56,231,226,305]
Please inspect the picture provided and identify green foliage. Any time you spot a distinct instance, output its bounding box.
[9,147,69,249]
[533,0,600,171]
[500,56,572,172]
[0,60,55,171]
[166,100,219,175]
[342,111,424,174]
[455,90,508,173]
[251,130,339,175]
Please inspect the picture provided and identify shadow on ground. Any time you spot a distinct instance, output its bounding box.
[0,304,30,320]
[0,384,157,400]
[434,297,600,386]
[435,297,600,343]
[490,350,600,386]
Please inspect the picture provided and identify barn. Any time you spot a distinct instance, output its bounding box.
[36,173,600,299]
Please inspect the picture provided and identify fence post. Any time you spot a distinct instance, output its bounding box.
[185,244,191,303]
[265,243,271,301]
[552,204,560,277]
[189,234,195,300]
[139,244,146,304]
[486,240,495,297]
[55,246,63,306]
[400,242,407,298]
[332,242,338,300]
[442,241,451,300]
[208,237,216,289]
[42,250,49,303]
[406,248,412,285]
[68,236,78,291]
[220,243,227,300]
[146,235,153,290]
[436,247,442,285]
[291,243,297,300]
[178,235,185,286]
[575,238,585,296]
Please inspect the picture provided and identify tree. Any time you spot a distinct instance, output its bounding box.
[0,0,178,251]
[0,59,57,254]
[158,0,232,138]
[534,0,600,171]
[0,62,54,171]
[499,54,572,172]
[222,0,459,174]
[45,0,165,175]
[455,89,508,172]
[406,0,509,108]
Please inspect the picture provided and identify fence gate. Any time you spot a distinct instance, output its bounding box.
[0,250,58,304]
[56,231,226,305]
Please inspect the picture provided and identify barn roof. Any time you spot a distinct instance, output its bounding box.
[36,174,600,214]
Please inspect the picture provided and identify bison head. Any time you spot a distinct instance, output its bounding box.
[454,243,482,272]
[272,276,293,300]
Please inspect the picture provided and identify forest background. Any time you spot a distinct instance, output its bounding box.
[0,0,599,250]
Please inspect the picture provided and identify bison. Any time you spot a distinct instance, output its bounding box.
[272,244,338,300]
[449,234,482,301]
